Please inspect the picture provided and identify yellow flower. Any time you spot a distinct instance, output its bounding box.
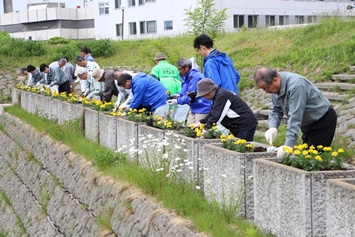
[199,123,204,130]
[323,147,332,152]
[317,145,323,149]
[221,138,226,142]
[235,139,246,145]
[228,134,235,139]
[220,134,227,139]
[311,150,318,155]
[302,150,309,156]
[338,148,344,153]
[246,144,254,149]
[189,123,195,129]
[305,155,311,159]
[284,146,293,154]
[309,145,315,150]
[332,152,338,157]
[315,155,322,162]
[294,150,301,155]
[212,126,218,130]
[157,121,161,125]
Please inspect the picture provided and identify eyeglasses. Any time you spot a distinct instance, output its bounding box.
[177,66,185,72]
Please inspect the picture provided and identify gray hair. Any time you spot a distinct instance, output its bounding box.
[59,57,67,64]
[176,58,192,69]
[75,66,87,76]
[113,67,122,72]
[253,68,278,85]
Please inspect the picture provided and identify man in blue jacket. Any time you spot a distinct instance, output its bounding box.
[117,73,169,116]
[167,58,212,124]
[193,34,240,95]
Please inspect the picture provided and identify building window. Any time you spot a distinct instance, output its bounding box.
[129,0,136,6]
[139,0,144,5]
[99,2,109,15]
[279,16,289,25]
[265,15,275,26]
[248,15,258,28]
[233,15,244,28]
[115,0,121,8]
[164,21,173,30]
[116,24,122,37]
[140,21,146,34]
[129,22,137,35]
[147,20,157,33]
[296,15,304,24]
[307,15,317,23]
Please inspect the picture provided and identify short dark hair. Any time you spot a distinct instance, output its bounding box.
[117,73,132,86]
[75,55,85,63]
[26,65,36,72]
[193,34,213,49]
[80,47,89,54]
[253,68,278,85]
[39,63,48,72]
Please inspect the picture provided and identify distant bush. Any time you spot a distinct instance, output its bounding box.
[77,39,117,57]
[0,37,46,58]
[46,41,79,63]
[47,36,70,45]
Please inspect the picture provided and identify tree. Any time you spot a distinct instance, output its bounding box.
[183,0,228,39]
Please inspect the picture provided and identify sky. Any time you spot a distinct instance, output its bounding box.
[1,0,84,13]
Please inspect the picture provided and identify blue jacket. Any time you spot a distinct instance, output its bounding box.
[129,73,168,112]
[203,49,240,95]
[177,69,211,114]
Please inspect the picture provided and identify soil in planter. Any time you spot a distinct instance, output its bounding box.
[253,146,267,152]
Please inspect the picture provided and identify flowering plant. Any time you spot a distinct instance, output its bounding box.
[67,93,78,103]
[184,123,222,139]
[282,144,345,171]
[91,98,114,111]
[59,92,68,101]
[220,134,254,153]
[81,97,91,107]
[51,91,59,99]
[31,87,41,94]
[152,115,182,130]
[43,86,51,96]
[125,108,150,122]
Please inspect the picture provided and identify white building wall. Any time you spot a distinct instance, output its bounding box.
[93,0,355,40]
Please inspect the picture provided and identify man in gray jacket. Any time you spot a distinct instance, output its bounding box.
[254,68,337,157]
[40,58,71,94]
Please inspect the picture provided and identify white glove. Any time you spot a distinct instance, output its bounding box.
[171,94,180,99]
[36,82,40,86]
[119,101,129,109]
[166,99,178,105]
[265,128,278,145]
[276,145,293,157]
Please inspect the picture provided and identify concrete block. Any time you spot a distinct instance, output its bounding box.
[116,118,139,160]
[137,125,165,165]
[99,112,117,150]
[203,143,276,219]
[84,107,99,143]
[254,158,355,237]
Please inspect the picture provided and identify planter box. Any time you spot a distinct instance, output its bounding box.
[20,91,30,112]
[84,107,99,143]
[51,98,62,123]
[60,101,72,124]
[203,143,276,219]
[326,178,355,236]
[36,95,52,119]
[137,125,165,165]
[99,112,117,150]
[116,117,139,161]
[168,131,220,185]
[12,88,20,105]
[71,103,84,121]
[254,158,355,237]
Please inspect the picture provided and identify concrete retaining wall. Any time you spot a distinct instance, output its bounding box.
[0,112,207,237]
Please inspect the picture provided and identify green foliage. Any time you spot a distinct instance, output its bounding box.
[78,39,117,57]
[47,36,70,45]
[46,41,79,63]
[0,37,46,58]
[184,0,228,38]
[96,206,114,231]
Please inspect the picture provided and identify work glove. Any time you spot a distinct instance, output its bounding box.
[275,145,293,158]
[171,94,180,99]
[192,121,201,129]
[187,91,197,103]
[166,99,178,105]
[265,128,278,145]
[119,101,129,109]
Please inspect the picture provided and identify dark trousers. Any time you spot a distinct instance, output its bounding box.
[301,106,337,147]
[58,80,71,95]
[231,126,256,142]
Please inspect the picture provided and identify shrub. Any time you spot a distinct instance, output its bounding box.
[78,39,117,57]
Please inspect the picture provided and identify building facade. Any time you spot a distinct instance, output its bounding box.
[0,2,95,40]
[93,0,355,40]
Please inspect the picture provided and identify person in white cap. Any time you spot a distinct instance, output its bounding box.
[195,78,258,141]
[92,68,118,103]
